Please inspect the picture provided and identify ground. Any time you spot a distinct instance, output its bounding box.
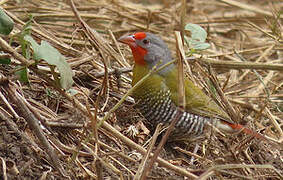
[0,0,282,179]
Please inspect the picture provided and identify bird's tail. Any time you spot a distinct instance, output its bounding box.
[217,120,265,139]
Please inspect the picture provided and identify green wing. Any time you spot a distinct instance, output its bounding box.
[165,67,231,121]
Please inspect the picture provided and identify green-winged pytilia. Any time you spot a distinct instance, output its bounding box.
[118,32,262,139]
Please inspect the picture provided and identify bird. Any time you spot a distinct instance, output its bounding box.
[118,32,261,139]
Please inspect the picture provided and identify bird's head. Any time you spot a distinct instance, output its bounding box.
[118,32,174,74]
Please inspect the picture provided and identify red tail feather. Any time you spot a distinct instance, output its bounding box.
[225,122,264,139]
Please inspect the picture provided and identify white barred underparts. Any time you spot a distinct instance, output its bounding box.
[135,89,210,136]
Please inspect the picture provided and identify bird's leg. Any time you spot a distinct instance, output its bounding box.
[189,143,200,165]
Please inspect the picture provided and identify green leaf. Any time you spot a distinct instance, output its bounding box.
[24,35,74,90]
[193,43,210,50]
[185,23,207,42]
[0,8,14,35]
[18,15,33,59]
[184,23,210,50]
[0,58,11,64]
[15,66,29,83]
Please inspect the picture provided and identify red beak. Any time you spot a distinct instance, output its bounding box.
[118,34,136,47]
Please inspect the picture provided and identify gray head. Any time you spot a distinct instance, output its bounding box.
[118,32,174,75]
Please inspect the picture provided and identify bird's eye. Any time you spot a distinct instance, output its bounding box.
[143,39,150,45]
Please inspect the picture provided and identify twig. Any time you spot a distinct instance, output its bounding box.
[75,156,97,179]
[196,58,283,71]
[48,136,93,157]
[69,1,108,171]
[5,85,67,177]
[175,31,186,108]
[69,0,126,67]
[0,107,40,150]
[265,107,283,138]
[174,147,212,163]
[0,37,32,66]
[208,67,238,122]
[91,67,132,79]
[135,124,161,180]
[82,143,122,179]
[0,157,7,180]
[199,164,283,180]
[101,116,197,178]
[247,21,281,43]
[141,111,184,180]
[0,89,19,118]
[45,121,83,128]
[218,169,253,180]
[108,29,130,67]
[218,0,283,18]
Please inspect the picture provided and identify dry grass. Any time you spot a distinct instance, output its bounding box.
[0,0,282,179]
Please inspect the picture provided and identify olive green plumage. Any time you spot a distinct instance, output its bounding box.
[132,63,230,121]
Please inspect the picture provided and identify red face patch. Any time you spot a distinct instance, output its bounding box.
[130,45,147,65]
[134,32,147,40]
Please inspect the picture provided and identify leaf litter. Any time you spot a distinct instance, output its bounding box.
[0,0,282,179]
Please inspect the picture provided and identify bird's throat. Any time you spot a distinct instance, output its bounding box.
[130,46,147,65]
